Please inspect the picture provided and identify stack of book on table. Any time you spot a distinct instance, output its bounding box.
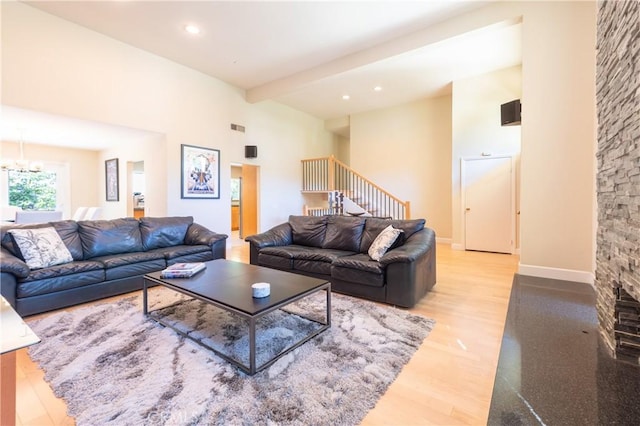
[160,262,206,278]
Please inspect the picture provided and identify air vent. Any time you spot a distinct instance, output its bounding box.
[230,123,245,133]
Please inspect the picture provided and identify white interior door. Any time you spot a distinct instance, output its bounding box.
[463,156,513,253]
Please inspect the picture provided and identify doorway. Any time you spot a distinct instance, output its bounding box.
[127,161,145,219]
[230,164,259,241]
[462,156,514,254]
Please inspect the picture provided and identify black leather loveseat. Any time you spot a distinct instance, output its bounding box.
[245,215,436,308]
[0,216,227,316]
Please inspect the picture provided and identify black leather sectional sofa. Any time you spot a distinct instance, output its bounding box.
[0,216,227,316]
[245,215,436,308]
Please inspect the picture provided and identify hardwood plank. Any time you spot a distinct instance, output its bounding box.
[15,242,517,425]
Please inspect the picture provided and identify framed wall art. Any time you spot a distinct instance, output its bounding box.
[181,144,220,199]
[105,158,119,202]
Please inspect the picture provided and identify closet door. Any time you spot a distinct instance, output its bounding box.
[463,156,514,254]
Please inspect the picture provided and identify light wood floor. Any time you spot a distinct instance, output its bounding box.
[14,233,518,425]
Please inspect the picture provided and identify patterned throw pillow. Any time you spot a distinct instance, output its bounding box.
[9,227,73,270]
[368,225,403,261]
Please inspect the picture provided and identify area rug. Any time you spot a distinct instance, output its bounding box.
[27,288,434,425]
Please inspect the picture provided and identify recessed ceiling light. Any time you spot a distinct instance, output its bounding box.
[342,95,350,100]
[374,86,382,92]
[184,24,201,35]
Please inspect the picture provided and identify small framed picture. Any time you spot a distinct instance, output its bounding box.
[181,144,220,199]
[105,158,119,202]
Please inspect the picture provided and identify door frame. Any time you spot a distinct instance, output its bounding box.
[460,155,516,254]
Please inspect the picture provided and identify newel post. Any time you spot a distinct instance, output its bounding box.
[328,155,335,191]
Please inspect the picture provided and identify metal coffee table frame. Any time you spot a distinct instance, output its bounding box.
[142,277,331,375]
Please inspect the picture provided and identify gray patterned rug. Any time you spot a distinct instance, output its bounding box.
[27,287,434,425]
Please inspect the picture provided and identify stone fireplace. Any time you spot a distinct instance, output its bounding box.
[595,0,640,363]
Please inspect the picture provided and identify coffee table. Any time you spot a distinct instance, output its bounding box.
[143,259,331,375]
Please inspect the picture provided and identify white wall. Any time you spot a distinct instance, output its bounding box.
[98,134,166,220]
[1,2,336,234]
[350,95,452,238]
[452,65,522,249]
[517,1,597,282]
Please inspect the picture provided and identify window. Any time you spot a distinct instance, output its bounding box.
[8,170,57,210]
[231,178,241,201]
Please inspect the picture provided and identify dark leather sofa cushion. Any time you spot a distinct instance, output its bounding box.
[322,215,366,252]
[331,253,385,287]
[91,251,166,269]
[78,218,143,259]
[360,218,426,253]
[51,220,85,260]
[17,261,105,298]
[91,251,167,281]
[294,259,332,275]
[149,244,211,260]
[140,216,193,250]
[289,215,327,248]
[259,245,352,262]
[294,247,355,263]
[258,253,292,270]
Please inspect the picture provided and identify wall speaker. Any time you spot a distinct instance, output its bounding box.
[245,145,258,158]
[501,99,521,126]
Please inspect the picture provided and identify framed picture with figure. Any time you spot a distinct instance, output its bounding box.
[105,158,119,201]
[181,144,220,199]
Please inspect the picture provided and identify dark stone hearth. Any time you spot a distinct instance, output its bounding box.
[595,0,640,361]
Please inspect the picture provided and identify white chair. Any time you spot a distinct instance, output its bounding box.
[15,210,63,224]
[83,207,100,220]
[72,207,88,221]
[1,205,22,222]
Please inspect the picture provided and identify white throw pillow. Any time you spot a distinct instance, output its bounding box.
[368,225,403,261]
[9,227,73,270]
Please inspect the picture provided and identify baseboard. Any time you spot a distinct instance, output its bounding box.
[518,263,595,285]
[435,237,452,245]
[451,243,464,251]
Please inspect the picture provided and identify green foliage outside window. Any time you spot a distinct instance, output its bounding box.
[8,170,57,210]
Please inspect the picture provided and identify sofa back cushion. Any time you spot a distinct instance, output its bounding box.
[360,218,426,253]
[51,220,84,260]
[78,218,143,259]
[140,216,193,250]
[288,215,327,248]
[322,215,366,252]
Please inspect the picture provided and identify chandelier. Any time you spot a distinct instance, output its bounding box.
[1,139,44,172]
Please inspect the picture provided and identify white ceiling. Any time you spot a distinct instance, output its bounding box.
[3,0,521,147]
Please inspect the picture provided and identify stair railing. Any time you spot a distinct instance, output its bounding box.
[301,155,411,219]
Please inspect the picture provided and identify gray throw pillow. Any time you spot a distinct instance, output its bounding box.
[9,227,73,269]
[368,225,403,261]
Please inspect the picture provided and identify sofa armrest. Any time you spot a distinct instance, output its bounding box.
[0,248,28,309]
[381,228,437,308]
[185,223,228,246]
[0,248,30,278]
[379,228,435,265]
[245,223,293,248]
[0,273,18,309]
[185,223,228,260]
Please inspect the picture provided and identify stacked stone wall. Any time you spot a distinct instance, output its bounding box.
[595,0,640,356]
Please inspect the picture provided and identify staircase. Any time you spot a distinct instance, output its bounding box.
[301,155,411,219]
